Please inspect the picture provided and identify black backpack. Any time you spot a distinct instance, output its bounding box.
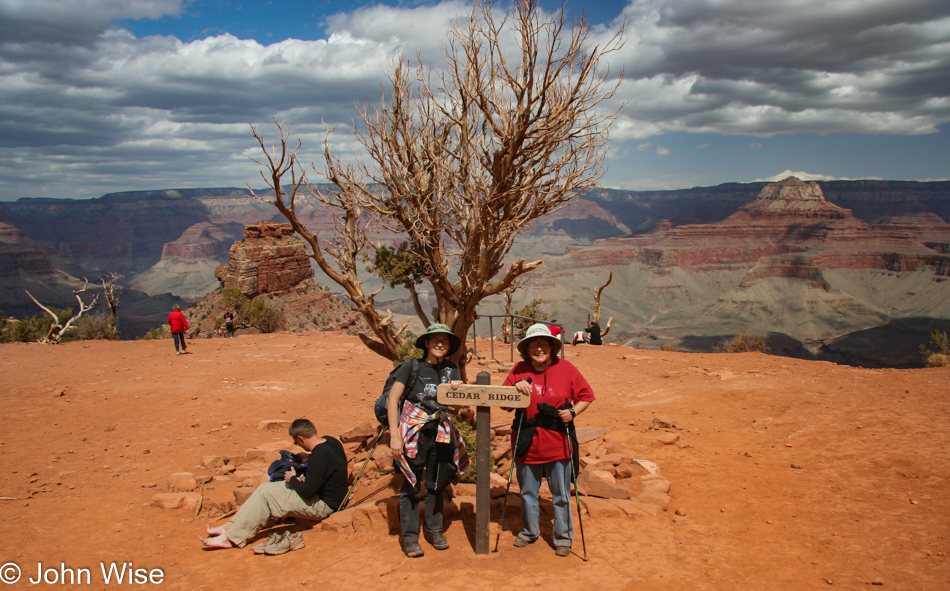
[374,358,421,425]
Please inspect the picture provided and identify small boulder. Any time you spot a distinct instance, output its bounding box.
[339,420,378,444]
[233,487,256,505]
[641,475,672,494]
[200,456,225,469]
[244,449,268,462]
[654,433,680,446]
[637,490,671,509]
[492,443,512,462]
[612,499,663,517]
[321,510,354,533]
[575,426,607,444]
[576,469,630,499]
[490,472,510,498]
[151,492,200,510]
[167,472,197,492]
[580,497,625,518]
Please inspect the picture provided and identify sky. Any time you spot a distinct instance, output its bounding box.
[0,0,948,201]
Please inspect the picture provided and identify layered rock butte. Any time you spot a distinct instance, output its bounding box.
[184,221,362,337]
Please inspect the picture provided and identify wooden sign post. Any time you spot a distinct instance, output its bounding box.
[437,373,529,555]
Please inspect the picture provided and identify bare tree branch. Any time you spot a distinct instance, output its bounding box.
[26,279,99,343]
[252,0,624,378]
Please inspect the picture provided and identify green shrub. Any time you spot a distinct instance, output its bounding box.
[723,331,769,353]
[220,288,281,333]
[453,415,477,483]
[658,342,677,352]
[512,298,548,340]
[927,353,949,368]
[140,327,168,340]
[920,330,949,365]
[393,331,423,366]
[68,314,119,341]
[0,307,73,343]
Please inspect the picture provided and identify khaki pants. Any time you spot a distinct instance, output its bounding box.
[224,481,333,547]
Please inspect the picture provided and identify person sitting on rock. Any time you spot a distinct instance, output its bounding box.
[585,320,603,345]
[200,418,347,553]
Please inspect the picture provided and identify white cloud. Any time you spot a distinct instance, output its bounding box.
[753,170,882,182]
[0,0,949,199]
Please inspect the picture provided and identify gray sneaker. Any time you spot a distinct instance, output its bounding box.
[253,531,286,554]
[263,531,305,555]
[403,541,425,558]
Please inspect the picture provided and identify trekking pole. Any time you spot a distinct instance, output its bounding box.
[338,425,387,512]
[495,409,525,552]
[566,423,589,561]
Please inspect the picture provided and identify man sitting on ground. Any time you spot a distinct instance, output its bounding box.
[200,418,347,552]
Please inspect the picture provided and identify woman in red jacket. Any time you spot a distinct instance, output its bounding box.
[167,304,189,355]
[503,323,594,557]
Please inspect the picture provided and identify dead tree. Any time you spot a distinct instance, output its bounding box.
[26,280,99,343]
[500,278,527,344]
[590,271,613,337]
[252,0,624,378]
[99,272,123,334]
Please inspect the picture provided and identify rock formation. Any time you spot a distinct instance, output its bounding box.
[521,178,950,363]
[214,221,314,298]
[177,221,363,337]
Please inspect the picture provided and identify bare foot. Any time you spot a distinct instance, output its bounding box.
[206,525,226,536]
[200,533,234,549]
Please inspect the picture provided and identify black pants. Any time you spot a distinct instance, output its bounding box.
[172,332,187,352]
[398,420,444,543]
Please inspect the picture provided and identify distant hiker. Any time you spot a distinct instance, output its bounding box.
[585,319,602,345]
[570,330,587,346]
[168,304,189,355]
[504,323,595,557]
[200,419,347,553]
[223,308,235,338]
[548,321,564,340]
[388,323,470,558]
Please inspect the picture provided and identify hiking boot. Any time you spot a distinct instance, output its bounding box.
[513,534,534,547]
[424,530,449,550]
[555,545,571,557]
[263,531,305,555]
[253,531,286,554]
[403,541,424,558]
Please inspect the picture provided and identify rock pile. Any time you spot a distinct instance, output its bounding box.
[151,417,677,536]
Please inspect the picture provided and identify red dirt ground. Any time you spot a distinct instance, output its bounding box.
[1,333,948,590]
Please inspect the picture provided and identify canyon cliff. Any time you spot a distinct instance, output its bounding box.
[1,178,948,365]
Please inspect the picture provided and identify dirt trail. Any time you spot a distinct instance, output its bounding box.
[1,333,948,590]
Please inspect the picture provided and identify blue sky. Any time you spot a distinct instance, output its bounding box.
[0,0,948,201]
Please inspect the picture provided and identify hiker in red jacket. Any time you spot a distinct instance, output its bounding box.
[168,304,189,355]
